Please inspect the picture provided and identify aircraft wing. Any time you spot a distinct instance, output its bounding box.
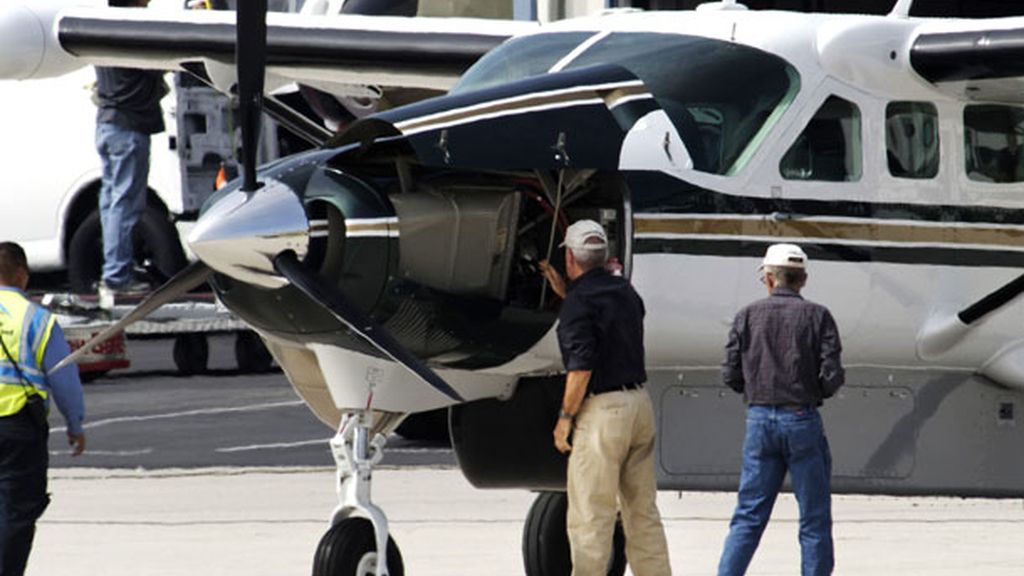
[0,2,536,97]
[910,18,1024,103]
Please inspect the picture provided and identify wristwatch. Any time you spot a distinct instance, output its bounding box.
[558,409,575,421]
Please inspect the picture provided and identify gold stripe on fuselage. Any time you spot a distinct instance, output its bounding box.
[345,222,394,237]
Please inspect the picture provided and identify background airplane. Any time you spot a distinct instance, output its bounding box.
[7,0,1024,574]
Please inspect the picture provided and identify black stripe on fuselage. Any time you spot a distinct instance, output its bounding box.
[627,171,1024,225]
[635,237,1024,268]
[59,16,506,73]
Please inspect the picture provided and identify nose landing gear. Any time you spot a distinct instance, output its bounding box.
[313,412,404,576]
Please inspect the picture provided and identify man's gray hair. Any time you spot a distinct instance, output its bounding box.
[571,237,608,271]
[765,265,807,289]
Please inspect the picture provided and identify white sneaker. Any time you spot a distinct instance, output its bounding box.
[97,282,116,310]
[97,279,151,310]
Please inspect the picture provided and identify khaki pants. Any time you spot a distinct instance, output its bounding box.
[567,388,672,576]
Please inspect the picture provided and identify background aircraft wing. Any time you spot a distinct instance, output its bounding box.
[910,18,1024,103]
[0,3,535,97]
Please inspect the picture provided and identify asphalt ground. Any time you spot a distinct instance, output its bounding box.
[29,467,1024,576]
[48,334,455,469]
[30,333,1024,575]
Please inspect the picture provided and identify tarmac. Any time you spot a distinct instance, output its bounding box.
[29,466,1024,575]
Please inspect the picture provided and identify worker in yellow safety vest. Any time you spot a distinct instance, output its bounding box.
[0,242,84,576]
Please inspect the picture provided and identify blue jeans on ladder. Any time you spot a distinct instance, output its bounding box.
[96,122,151,288]
[718,405,834,576]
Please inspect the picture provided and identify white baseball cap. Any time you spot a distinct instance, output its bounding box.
[560,219,608,251]
[761,243,807,269]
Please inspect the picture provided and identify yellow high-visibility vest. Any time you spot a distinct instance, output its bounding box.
[0,290,54,417]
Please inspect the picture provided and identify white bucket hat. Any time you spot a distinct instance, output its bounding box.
[760,243,807,269]
[560,219,608,251]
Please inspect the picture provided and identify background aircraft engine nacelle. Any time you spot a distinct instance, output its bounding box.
[0,0,79,80]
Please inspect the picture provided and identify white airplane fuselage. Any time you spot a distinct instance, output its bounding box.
[443,10,1024,393]
[338,10,1024,497]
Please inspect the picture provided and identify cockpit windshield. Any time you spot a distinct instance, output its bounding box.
[454,32,800,175]
[453,33,594,94]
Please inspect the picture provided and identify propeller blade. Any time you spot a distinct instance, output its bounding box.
[273,250,463,402]
[52,261,213,373]
[236,0,268,192]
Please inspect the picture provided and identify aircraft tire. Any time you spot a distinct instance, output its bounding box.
[312,517,404,576]
[234,330,273,373]
[67,206,186,294]
[522,491,627,576]
[172,333,209,376]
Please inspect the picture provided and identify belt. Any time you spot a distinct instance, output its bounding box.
[751,403,814,412]
[590,382,643,396]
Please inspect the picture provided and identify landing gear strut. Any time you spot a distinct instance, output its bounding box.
[312,412,403,576]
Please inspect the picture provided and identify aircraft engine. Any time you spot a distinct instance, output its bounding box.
[193,148,566,371]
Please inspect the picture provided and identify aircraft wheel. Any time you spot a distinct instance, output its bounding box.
[522,491,626,576]
[234,330,273,373]
[67,205,186,294]
[312,517,404,576]
[173,334,209,375]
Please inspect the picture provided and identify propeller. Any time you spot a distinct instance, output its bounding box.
[235,0,459,402]
[51,261,213,373]
[236,0,268,192]
[273,251,464,401]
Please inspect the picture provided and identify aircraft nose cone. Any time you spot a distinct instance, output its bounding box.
[188,180,309,289]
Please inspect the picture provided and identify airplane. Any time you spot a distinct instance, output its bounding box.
[6,0,1024,573]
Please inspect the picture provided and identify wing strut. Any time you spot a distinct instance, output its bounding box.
[917,273,1024,358]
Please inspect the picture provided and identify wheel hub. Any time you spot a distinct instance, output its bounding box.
[355,551,378,576]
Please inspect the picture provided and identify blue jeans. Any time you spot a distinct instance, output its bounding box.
[96,123,151,287]
[718,405,833,576]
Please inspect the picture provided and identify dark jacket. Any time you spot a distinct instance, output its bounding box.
[95,66,166,134]
[722,287,844,406]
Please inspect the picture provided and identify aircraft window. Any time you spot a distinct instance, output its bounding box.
[563,33,799,175]
[780,96,862,182]
[886,102,939,179]
[963,105,1024,183]
[452,33,595,93]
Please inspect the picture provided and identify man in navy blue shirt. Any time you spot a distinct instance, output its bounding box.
[541,220,671,576]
